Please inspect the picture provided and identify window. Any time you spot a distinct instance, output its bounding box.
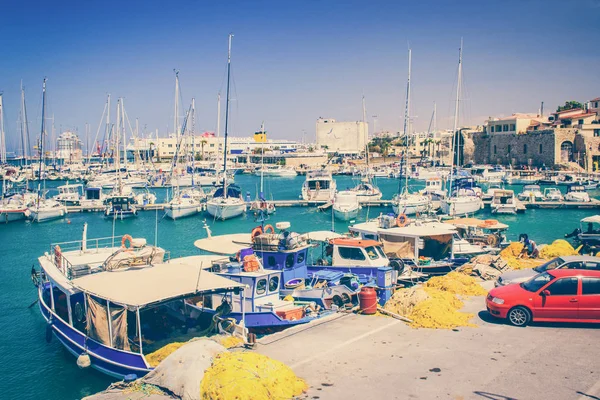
[267,256,277,267]
[338,247,366,261]
[595,102,599,108]
[296,251,305,264]
[522,272,553,292]
[491,126,495,133]
[168,144,173,148]
[268,276,280,292]
[539,144,543,153]
[545,277,578,295]
[510,124,516,131]
[496,125,502,133]
[583,262,600,270]
[285,254,294,268]
[376,246,386,258]
[364,246,379,260]
[508,145,511,154]
[594,129,600,137]
[563,262,584,269]
[503,124,509,132]
[494,145,497,155]
[523,144,527,154]
[582,277,600,295]
[256,279,267,295]
[578,119,584,125]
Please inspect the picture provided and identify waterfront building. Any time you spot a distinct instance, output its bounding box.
[55,131,83,162]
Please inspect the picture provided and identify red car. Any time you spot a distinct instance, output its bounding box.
[486,269,600,326]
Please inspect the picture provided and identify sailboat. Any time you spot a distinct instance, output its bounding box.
[104,98,138,219]
[206,34,247,220]
[441,40,483,217]
[27,79,68,222]
[351,96,383,203]
[392,48,430,216]
[165,74,205,220]
[250,122,276,214]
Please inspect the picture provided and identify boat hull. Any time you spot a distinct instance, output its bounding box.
[333,207,359,221]
[206,201,246,220]
[0,209,28,223]
[29,207,67,222]
[165,204,200,220]
[440,196,482,217]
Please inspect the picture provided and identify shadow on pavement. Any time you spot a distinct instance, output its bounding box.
[477,310,600,330]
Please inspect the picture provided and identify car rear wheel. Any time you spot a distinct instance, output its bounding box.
[507,306,531,327]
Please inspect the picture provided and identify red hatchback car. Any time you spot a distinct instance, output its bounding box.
[486,269,600,326]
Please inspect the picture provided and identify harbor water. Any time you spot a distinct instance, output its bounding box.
[1,174,599,399]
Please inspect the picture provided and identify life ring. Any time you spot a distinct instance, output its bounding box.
[251,226,263,240]
[397,213,408,227]
[263,224,275,234]
[54,245,62,270]
[121,234,133,250]
[486,234,498,247]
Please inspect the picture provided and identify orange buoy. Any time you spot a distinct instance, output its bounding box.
[358,286,378,315]
[263,224,275,234]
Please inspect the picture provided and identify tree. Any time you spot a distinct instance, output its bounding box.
[557,101,584,112]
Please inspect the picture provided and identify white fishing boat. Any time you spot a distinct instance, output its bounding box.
[543,187,563,201]
[565,184,591,202]
[301,170,337,201]
[54,183,83,206]
[254,165,297,177]
[490,189,518,215]
[350,179,383,203]
[392,191,430,216]
[206,36,246,221]
[29,199,67,222]
[333,191,360,221]
[517,184,544,202]
[165,190,203,220]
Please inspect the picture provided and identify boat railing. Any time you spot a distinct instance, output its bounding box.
[50,236,124,254]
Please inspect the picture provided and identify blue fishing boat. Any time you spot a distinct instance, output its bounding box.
[33,226,248,379]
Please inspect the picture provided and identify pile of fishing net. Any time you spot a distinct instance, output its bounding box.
[424,271,487,296]
[499,242,545,270]
[200,352,308,400]
[539,239,579,258]
[383,271,483,329]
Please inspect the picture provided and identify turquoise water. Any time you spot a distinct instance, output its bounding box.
[1,174,598,399]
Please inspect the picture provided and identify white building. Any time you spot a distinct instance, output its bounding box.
[316,118,367,154]
[55,131,83,162]
[484,113,545,135]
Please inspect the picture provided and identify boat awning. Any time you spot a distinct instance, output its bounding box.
[72,260,244,308]
[444,218,509,230]
[194,233,253,255]
[306,230,343,242]
[378,225,456,237]
[581,215,600,224]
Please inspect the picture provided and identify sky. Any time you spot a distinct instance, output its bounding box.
[1,0,599,153]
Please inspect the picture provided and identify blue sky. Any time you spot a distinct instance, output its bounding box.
[1,0,599,152]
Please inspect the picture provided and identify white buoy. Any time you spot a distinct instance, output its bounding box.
[77,353,91,369]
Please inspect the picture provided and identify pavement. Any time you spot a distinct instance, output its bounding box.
[255,291,600,400]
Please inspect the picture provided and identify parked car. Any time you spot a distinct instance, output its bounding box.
[495,255,600,287]
[486,269,600,326]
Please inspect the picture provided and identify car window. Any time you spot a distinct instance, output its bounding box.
[584,262,600,270]
[545,277,578,296]
[338,247,366,261]
[522,272,553,292]
[563,262,584,269]
[582,278,600,295]
[535,258,562,272]
[376,246,386,258]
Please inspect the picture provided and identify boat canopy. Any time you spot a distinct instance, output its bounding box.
[306,230,343,242]
[72,261,244,307]
[213,185,242,198]
[194,233,252,255]
[581,215,600,224]
[378,225,456,237]
[329,238,380,248]
[445,218,509,230]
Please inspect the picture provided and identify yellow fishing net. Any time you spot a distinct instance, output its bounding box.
[218,335,245,349]
[145,342,186,368]
[408,287,476,329]
[425,271,487,296]
[200,352,308,400]
[500,242,524,258]
[539,239,578,258]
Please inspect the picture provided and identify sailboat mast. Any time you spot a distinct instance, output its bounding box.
[174,70,180,144]
[260,121,265,195]
[0,93,6,164]
[191,97,196,187]
[448,39,463,196]
[20,82,30,166]
[362,95,368,167]
[402,48,412,193]
[216,92,221,137]
[222,34,233,199]
[37,78,47,202]
[105,94,111,168]
[121,99,128,171]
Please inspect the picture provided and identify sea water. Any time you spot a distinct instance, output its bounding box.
[0,174,597,399]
